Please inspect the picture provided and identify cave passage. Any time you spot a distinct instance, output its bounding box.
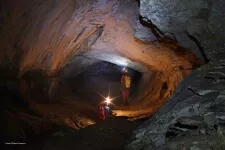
[0,0,205,149]
[64,61,142,108]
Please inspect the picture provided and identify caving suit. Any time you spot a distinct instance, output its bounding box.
[98,105,105,120]
[121,74,131,105]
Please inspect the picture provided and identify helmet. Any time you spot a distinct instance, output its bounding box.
[123,67,128,73]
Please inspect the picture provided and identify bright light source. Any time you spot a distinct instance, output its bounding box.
[105,97,111,104]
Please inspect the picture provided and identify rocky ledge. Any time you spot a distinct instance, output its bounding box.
[126,59,225,150]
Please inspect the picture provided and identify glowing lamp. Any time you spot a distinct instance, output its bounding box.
[105,97,111,104]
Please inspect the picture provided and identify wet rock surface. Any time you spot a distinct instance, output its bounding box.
[125,60,225,150]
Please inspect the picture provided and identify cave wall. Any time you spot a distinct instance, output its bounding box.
[139,0,225,61]
[126,59,225,150]
[125,0,225,149]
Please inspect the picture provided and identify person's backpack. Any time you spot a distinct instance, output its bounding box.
[124,75,131,88]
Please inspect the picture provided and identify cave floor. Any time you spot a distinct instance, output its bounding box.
[8,116,143,150]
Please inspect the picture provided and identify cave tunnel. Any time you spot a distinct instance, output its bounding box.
[64,61,142,108]
[0,0,214,149]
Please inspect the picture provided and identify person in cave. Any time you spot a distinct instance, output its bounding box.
[98,103,105,120]
[120,68,132,106]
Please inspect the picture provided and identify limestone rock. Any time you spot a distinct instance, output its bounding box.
[134,19,157,42]
[139,0,225,61]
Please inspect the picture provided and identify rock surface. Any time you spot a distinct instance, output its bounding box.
[125,59,225,150]
[139,0,225,61]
